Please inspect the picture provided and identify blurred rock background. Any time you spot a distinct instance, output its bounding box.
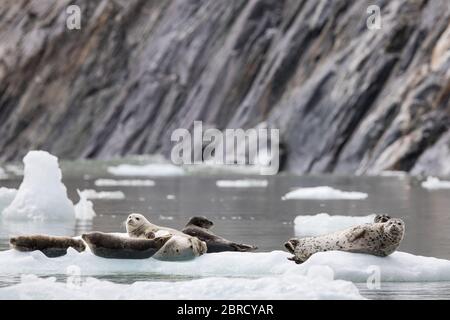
[0,0,449,175]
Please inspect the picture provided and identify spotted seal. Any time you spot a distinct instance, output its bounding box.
[81,231,170,259]
[126,213,207,260]
[9,235,86,258]
[284,215,405,264]
[182,216,257,253]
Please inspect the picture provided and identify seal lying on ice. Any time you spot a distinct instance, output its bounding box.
[126,213,207,261]
[284,215,405,264]
[9,235,86,257]
[81,231,170,259]
[182,216,257,253]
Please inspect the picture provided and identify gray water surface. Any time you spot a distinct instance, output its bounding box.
[1,170,450,299]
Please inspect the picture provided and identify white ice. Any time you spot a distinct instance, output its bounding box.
[74,190,96,221]
[0,187,17,213]
[0,248,449,283]
[94,179,155,187]
[294,213,376,237]
[78,189,125,200]
[2,151,75,221]
[0,167,8,179]
[282,186,368,200]
[422,176,450,190]
[216,179,268,188]
[0,273,362,300]
[108,164,184,177]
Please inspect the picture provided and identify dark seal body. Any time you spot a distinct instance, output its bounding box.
[285,216,405,264]
[10,235,86,258]
[81,232,170,259]
[182,216,257,253]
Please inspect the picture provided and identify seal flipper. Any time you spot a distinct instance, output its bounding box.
[346,226,367,242]
[230,243,257,252]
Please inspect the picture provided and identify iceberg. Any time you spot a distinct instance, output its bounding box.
[282,186,368,200]
[107,164,184,177]
[0,273,362,300]
[2,151,75,221]
[422,176,450,190]
[216,179,269,188]
[0,187,17,214]
[0,248,450,283]
[78,189,125,200]
[0,167,8,179]
[94,179,155,187]
[294,213,376,237]
[74,190,96,220]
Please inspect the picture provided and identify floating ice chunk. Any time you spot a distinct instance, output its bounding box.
[107,164,184,177]
[0,249,449,283]
[78,189,125,200]
[159,215,174,221]
[74,190,96,221]
[0,187,18,213]
[5,164,23,176]
[379,171,407,178]
[422,177,450,190]
[294,213,376,237]
[0,167,8,179]
[2,151,75,221]
[94,179,155,187]
[216,179,268,188]
[0,273,362,300]
[166,194,176,200]
[282,186,368,200]
[298,251,450,283]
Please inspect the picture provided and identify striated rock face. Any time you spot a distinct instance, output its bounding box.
[0,0,449,174]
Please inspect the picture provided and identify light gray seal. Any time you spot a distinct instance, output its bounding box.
[182,216,257,253]
[81,232,170,259]
[284,216,405,264]
[9,235,86,258]
[126,213,207,260]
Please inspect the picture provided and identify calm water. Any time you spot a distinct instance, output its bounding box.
[1,165,450,299]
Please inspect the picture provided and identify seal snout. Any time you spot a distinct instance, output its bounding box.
[284,239,298,254]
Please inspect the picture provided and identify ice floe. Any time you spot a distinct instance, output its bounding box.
[0,273,362,300]
[282,186,368,200]
[294,213,375,237]
[0,167,8,179]
[0,187,17,214]
[74,190,96,221]
[216,179,268,188]
[0,248,449,283]
[421,177,450,190]
[107,164,184,177]
[78,189,125,200]
[2,151,75,221]
[94,179,155,187]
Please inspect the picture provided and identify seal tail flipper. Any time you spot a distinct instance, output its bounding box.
[230,243,257,252]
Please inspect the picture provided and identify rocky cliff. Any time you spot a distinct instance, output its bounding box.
[0,0,449,174]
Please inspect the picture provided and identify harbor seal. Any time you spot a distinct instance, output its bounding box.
[182,216,257,253]
[126,213,207,260]
[81,232,170,259]
[9,235,86,258]
[284,218,405,264]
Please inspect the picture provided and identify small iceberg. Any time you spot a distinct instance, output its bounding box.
[78,189,125,200]
[216,179,269,188]
[94,179,155,187]
[0,167,8,179]
[0,273,362,300]
[107,164,184,177]
[2,151,75,221]
[421,177,450,190]
[74,190,96,221]
[294,213,375,237]
[282,186,368,200]
[0,187,18,213]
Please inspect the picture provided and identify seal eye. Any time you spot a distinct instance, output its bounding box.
[136,217,140,221]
